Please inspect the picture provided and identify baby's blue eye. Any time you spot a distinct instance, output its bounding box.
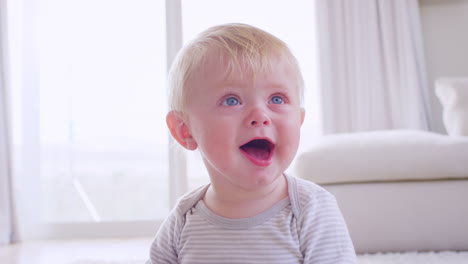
[270,96,284,104]
[223,97,240,106]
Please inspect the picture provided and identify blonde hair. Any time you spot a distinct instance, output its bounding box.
[168,23,304,114]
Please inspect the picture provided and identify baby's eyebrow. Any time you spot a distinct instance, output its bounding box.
[269,83,288,88]
[221,80,249,87]
[217,83,247,93]
[216,80,294,95]
[266,83,292,92]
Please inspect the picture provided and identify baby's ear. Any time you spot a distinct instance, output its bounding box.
[166,111,198,150]
[300,108,305,125]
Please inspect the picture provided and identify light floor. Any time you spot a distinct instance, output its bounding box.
[2,238,468,264]
[0,238,152,264]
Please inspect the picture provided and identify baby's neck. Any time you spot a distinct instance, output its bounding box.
[202,175,288,219]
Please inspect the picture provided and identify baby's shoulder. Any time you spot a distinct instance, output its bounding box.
[289,175,333,198]
[287,175,337,216]
[171,184,210,218]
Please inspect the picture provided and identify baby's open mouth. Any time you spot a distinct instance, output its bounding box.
[239,139,275,161]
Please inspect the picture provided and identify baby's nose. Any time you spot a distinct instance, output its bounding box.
[250,119,270,126]
[247,108,271,127]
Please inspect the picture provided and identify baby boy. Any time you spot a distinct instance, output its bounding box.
[147,23,356,264]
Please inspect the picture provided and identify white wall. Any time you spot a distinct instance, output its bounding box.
[419,0,468,134]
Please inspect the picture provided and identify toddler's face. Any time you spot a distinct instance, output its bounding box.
[184,54,304,191]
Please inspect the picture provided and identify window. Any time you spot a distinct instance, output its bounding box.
[10,0,168,238]
[9,0,318,239]
[37,0,168,222]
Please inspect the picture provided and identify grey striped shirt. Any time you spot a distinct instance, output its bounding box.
[147,175,356,264]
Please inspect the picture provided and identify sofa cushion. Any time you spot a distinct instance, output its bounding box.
[295,130,468,185]
[435,78,468,136]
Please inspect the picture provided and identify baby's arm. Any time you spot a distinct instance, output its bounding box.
[299,191,357,264]
[146,213,180,264]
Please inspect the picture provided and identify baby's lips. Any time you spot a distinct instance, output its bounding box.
[239,138,275,166]
[239,137,275,149]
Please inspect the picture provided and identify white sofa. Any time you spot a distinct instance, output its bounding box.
[295,130,468,253]
[294,78,468,253]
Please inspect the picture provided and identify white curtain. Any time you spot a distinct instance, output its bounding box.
[316,0,432,134]
[0,0,17,245]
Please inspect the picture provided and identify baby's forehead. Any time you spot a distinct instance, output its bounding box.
[195,50,289,81]
[186,46,303,92]
[190,52,300,94]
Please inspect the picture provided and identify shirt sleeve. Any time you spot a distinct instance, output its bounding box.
[299,191,357,264]
[146,184,208,264]
[147,212,181,264]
